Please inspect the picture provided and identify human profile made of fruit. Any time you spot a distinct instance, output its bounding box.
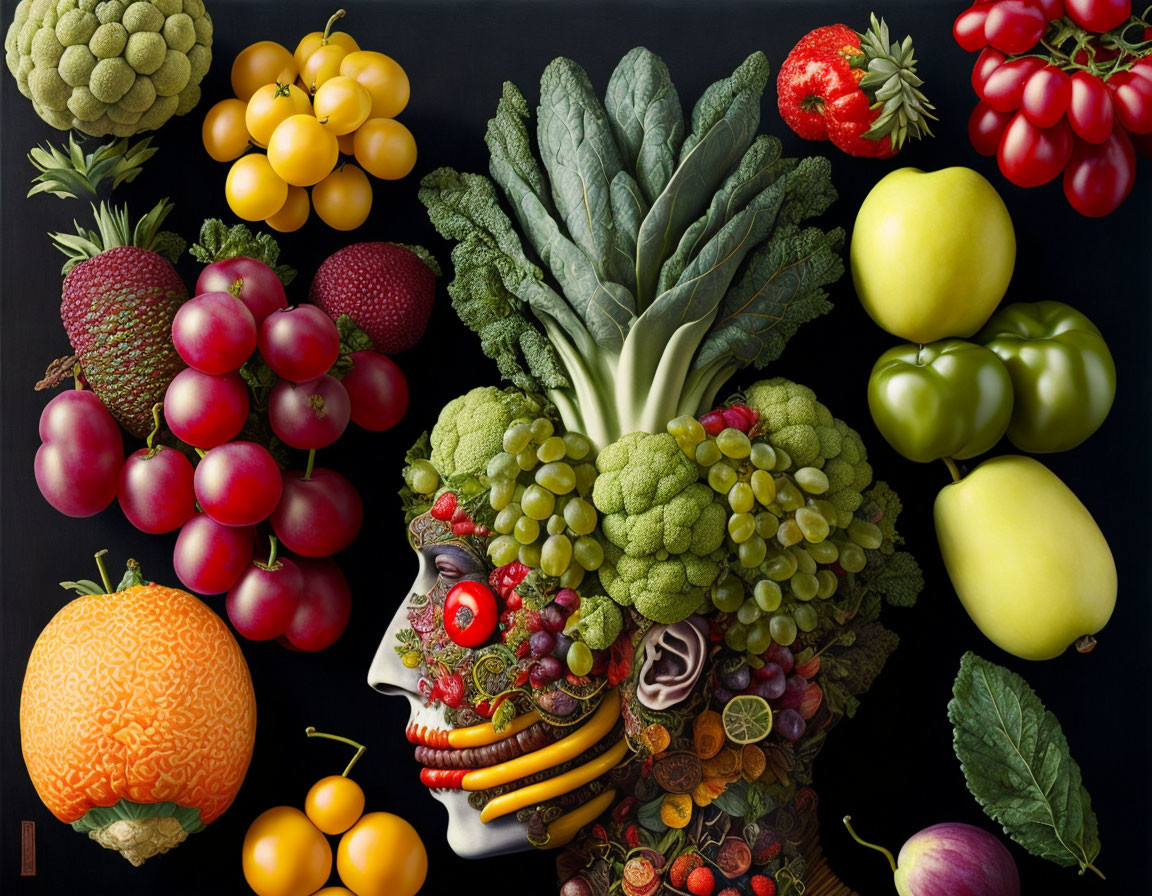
[242,728,427,896]
[370,48,928,896]
[19,551,256,865]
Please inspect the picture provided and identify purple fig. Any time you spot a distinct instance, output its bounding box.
[843,817,1020,896]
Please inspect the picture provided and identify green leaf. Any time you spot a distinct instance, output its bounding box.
[633,51,770,309]
[711,780,749,817]
[604,47,685,205]
[188,219,296,286]
[864,550,923,608]
[637,796,668,833]
[949,653,1103,877]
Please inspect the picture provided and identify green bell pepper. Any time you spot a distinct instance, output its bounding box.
[868,340,1014,464]
[977,301,1115,454]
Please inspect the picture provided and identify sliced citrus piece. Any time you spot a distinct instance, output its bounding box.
[721,694,773,745]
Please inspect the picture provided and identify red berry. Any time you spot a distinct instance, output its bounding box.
[452,520,476,537]
[687,867,715,896]
[669,854,705,888]
[437,671,465,708]
[750,875,777,896]
[431,492,458,521]
[451,507,469,524]
[699,410,725,435]
[623,824,640,847]
[717,889,740,896]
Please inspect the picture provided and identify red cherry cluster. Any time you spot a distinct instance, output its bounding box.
[699,403,759,436]
[955,0,1152,215]
[34,254,412,654]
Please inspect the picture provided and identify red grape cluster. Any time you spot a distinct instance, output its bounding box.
[956,0,1152,215]
[34,254,412,653]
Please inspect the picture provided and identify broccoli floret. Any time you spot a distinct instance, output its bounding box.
[592,432,726,625]
[572,592,622,650]
[429,385,549,480]
[745,377,873,512]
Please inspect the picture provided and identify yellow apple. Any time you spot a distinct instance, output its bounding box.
[851,167,1015,344]
[935,455,1116,661]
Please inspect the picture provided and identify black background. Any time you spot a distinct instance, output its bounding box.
[2,0,1148,893]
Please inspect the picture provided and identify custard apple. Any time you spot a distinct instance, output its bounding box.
[5,0,212,136]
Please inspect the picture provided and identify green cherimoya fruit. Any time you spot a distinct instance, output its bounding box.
[593,432,727,624]
[745,377,873,512]
[429,386,551,480]
[4,0,212,136]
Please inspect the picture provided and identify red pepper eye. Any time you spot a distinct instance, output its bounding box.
[443,581,498,648]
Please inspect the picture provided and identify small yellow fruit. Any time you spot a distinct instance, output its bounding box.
[305,774,365,835]
[245,82,313,147]
[231,41,298,102]
[267,114,339,187]
[226,154,288,221]
[300,44,348,95]
[313,76,372,135]
[336,812,426,896]
[353,118,416,180]
[265,185,310,233]
[313,164,372,231]
[242,806,332,896]
[340,50,409,119]
[202,98,250,162]
[294,31,359,74]
[336,131,356,155]
[935,455,1116,661]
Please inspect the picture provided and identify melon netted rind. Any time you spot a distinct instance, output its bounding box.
[4,0,213,137]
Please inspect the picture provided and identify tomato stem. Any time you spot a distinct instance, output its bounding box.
[304,448,316,481]
[94,549,113,594]
[266,535,279,569]
[305,726,367,776]
[842,816,898,873]
[322,8,346,44]
[943,456,961,483]
[145,402,163,453]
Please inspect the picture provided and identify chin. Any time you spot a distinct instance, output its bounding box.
[432,790,530,859]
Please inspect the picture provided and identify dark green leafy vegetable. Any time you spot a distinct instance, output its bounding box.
[949,652,1103,878]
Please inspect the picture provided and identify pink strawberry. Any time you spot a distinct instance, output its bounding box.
[308,242,439,354]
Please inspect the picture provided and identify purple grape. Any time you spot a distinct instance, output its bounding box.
[539,603,567,633]
[530,656,563,688]
[776,708,807,742]
[724,664,751,691]
[765,642,795,674]
[536,689,577,716]
[529,630,556,658]
[778,674,808,710]
[553,588,581,612]
[753,662,786,699]
[553,633,573,663]
[560,877,593,896]
[714,686,734,705]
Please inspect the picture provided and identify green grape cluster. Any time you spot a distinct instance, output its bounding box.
[668,414,885,653]
[484,417,601,586]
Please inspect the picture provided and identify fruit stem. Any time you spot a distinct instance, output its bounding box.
[266,535,279,568]
[94,549,113,594]
[1075,634,1098,654]
[1085,861,1106,880]
[146,402,163,452]
[842,816,897,873]
[942,456,961,483]
[73,363,84,389]
[322,8,346,43]
[195,448,207,459]
[305,726,367,776]
[304,448,316,481]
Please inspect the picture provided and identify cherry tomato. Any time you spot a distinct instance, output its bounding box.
[998,111,1073,186]
[246,82,313,147]
[1036,0,1066,17]
[294,30,359,74]
[337,131,356,155]
[226,153,289,221]
[953,6,990,52]
[1065,0,1131,32]
[267,114,340,186]
[118,446,197,534]
[313,76,372,135]
[232,41,298,102]
[984,1,1047,55]
[342,351,409,431]
[969,100,1015,155]
[282,557,352,651]
[1068,71,1114,143]
[194,441,284,527]
[312,164,373,230]
[227,551,302,642]
[202,98,250,162]
[1131,130,1152,158]
[443,580,499,647]
[35,391,123,518]
[982,56,1047,111]
[173,515,257,594]
[336,812,427,896]
[1021,65,1071,127]
[271,468,363,557]
[242,806,332,896]
[1108,70,1152,133]
[301,44,348,94]
[306,775,365,835]
[340,51,409,118]
[1063,128,1136,216]
[266,185,311,233]
[972,48,1007,97]
[353,118,417,180]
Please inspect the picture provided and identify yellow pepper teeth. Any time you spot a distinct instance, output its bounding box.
[460,690,621,792]
[541,789,617,850]
[445,710,541,749]
[478,738,628,823]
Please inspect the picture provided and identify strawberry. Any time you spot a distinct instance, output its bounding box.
[687,866,715,895]
[750,875,776,896]
[430,492,458,520]
[308,242,439,354]
[45,201,188,437]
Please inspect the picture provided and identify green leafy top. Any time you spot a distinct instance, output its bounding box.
[28,135,157,201]
[949,652,1103,879]
[189,219,297,286]
[419,47,842,448]
[50,200,185,276]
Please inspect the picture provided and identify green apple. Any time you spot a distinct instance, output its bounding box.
[851,167,1015,344]
[935,455,1115,661]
